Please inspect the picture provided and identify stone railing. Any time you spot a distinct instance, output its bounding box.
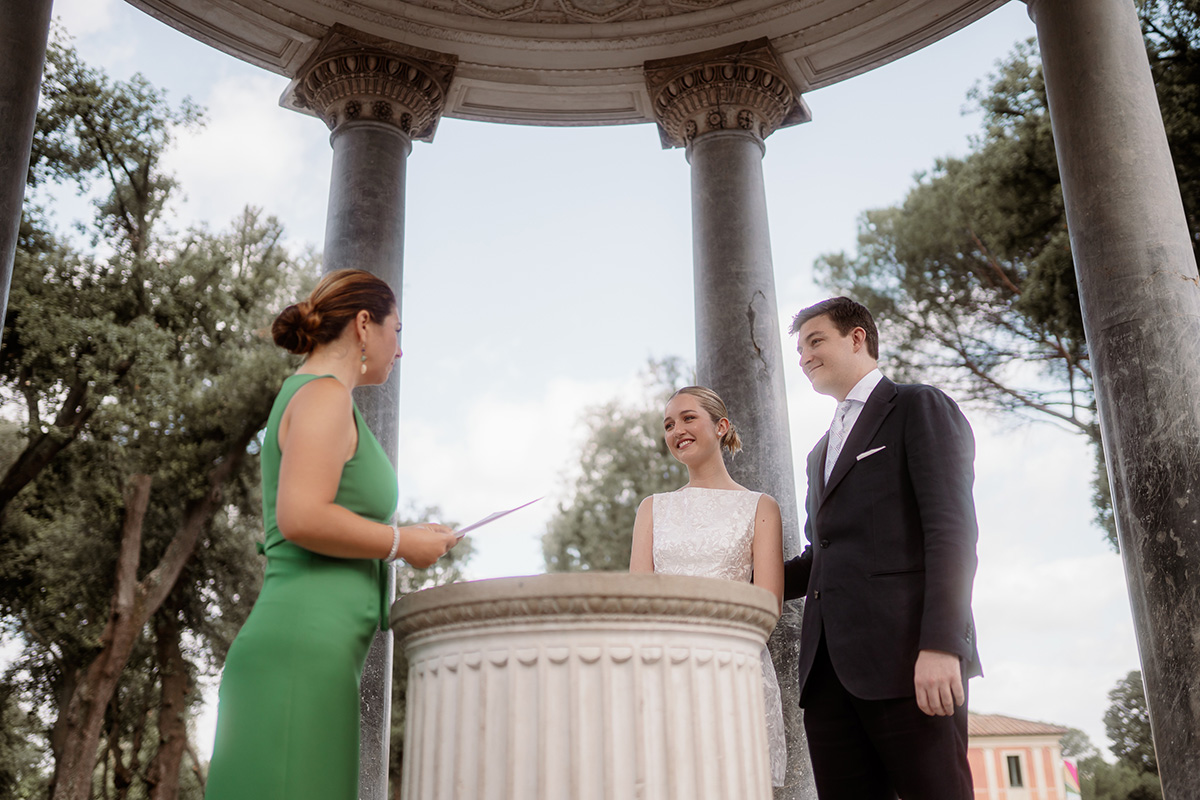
[392,572,779,800]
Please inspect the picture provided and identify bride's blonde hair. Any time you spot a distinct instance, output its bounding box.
[669,386,743,455]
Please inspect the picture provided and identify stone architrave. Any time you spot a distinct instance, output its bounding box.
[393,573,781,800]
[646,39,815,800]
[1027,0,1200,793]
[283,31,458,800]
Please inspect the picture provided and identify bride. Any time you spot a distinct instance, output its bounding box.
[629,385,787,786]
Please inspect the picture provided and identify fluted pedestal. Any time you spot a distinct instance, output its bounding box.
[392,573,779,800]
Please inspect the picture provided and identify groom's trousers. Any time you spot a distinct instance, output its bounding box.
[801,636,973,800]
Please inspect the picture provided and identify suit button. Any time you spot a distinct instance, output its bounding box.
[820,539,830,549]
[813,590,821,599]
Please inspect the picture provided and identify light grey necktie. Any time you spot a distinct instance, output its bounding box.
[824,399,855,484]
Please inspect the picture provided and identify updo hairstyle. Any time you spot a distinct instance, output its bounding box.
[670,386,743,455]
[272,269,396,356]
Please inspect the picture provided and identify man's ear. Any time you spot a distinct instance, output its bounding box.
[851,326,867,352]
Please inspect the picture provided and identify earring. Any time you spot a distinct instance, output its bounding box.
[360,343,368,375]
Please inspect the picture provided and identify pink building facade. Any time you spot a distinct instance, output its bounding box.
[968,714,1070,800]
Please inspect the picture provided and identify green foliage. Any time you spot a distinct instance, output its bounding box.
[1078,755,1163,800]
[813,4,1200,549]
[0,29,311,797]
[542,358,690,572]
[1060,726,1100,761]
[1140,0,1200,246]
[815,40,1089,434]
[1058,675,1163,800]
[1104,671,1159,776]
[0,678,47,798]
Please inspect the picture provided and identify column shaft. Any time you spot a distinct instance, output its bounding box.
[689,130,799,541]
[1030,0,1200,791]
[0,0,54,345]
[324,118,412,800]
[688,129,814,799]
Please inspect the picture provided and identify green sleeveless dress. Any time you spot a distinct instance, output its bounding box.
[205,374,398,800]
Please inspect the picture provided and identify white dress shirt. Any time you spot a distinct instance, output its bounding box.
[837,367,884,441]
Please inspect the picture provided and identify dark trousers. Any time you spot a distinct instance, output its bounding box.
[801,637,973,800]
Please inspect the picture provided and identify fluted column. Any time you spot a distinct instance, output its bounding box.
[0,0,54,347]
[283,31,456,800]
[394,574,780,800]
[1027,0,1200,794]
[646,41,815,800]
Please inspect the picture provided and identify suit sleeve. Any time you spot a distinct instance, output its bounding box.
[905,386,979,661]
[783,467,817,601]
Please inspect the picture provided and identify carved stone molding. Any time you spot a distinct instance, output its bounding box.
[282,26,457,141]
[392,573,779,799]
[644,38,808,149]
[393,572,779,639]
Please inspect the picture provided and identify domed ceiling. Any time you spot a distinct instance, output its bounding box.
[128,0,1010,127]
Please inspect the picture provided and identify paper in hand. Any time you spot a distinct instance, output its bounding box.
[454,497,543,539]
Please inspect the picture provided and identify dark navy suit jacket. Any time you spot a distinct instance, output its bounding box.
[783,377,982,702]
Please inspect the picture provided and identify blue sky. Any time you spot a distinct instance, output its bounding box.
[46,0,1141,759]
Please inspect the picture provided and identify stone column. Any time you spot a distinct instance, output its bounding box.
[1027,0,1200,793]
[646,40,815,800]
[393,573,781,800]
[283,31,456,800]
[0,0,54,345]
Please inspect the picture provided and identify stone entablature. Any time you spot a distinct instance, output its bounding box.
[128,0,1008,127]
[392,573,779,800]
[645,38,807,148]
[283,28,457,141]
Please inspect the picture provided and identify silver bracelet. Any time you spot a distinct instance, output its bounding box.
[385,523,401,563]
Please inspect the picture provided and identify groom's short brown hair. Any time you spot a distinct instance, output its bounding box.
[789,296,879,359]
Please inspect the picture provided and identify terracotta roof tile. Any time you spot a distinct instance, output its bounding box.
[969,713,1069,737]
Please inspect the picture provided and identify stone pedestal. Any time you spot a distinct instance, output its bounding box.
[392,573,780,800]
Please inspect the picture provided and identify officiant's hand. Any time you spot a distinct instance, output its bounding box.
[400,524,459,568]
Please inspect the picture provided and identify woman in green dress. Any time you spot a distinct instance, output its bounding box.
[205,269,460,800]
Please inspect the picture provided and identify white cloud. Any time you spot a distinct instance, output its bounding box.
[53,0,117,37]
[163,74,331,245]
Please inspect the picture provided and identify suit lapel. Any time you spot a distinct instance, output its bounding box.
[809,433,828,505]
[820,378,898,504]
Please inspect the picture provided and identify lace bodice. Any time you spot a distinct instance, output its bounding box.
[652,488,761,580]
[650,486,786,786]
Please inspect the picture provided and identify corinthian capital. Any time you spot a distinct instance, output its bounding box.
[282,26,457,142]
[644,39,809,149]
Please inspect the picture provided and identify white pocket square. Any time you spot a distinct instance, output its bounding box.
[856,446,886,461]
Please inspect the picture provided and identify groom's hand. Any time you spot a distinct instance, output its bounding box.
[914,649,964,717]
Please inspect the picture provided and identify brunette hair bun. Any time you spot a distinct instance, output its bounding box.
[272,301,322,355]
[271,270,396,356]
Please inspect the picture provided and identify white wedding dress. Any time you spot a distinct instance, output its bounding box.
[651,487,787,786]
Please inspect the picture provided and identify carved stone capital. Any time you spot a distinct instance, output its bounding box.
[644,38,809,149]
[282,26,457,142]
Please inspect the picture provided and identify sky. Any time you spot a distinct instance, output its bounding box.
[45,0,1143,761]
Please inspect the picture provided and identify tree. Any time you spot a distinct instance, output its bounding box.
[813,3,1200,549]
[0,30,309,800]
[1061,726,1100,761]
[1060,719,1162,800]
[1104,671,1159,776]
[542,359,689,573]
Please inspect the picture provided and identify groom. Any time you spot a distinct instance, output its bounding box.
[783,297,981,799]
